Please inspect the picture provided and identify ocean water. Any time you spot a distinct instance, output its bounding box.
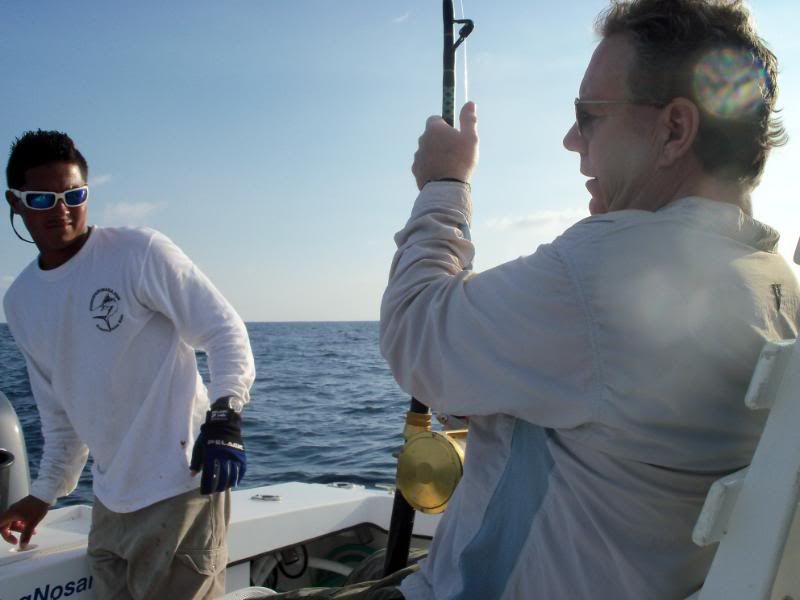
[0,322,411,507]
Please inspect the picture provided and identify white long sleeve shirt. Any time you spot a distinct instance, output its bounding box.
[381,182,800,599]
[4,226,255,512]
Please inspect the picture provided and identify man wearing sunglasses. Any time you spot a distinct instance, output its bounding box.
[381,1,799,599]
[0,130,255,599]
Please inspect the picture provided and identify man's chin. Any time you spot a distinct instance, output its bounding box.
[589,196,609,215]
[38,230,88,253]
[585,179,609,215]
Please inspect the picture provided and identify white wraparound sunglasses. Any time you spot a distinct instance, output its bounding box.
[8,186,89,211]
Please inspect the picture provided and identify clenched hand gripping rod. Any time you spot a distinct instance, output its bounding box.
[383,1,474,578]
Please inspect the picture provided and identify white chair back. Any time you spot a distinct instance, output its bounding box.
[689,237,800,599]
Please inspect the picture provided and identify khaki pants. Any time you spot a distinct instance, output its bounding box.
[87,488,230,600]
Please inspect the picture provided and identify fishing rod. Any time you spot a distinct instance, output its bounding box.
[442,1,474,127]
[383,0,474,578]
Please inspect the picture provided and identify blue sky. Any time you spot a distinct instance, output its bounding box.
[1,1,798,322]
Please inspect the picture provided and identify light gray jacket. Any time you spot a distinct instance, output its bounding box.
[381,182,799,599]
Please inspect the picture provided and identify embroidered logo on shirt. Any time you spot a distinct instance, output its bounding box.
[90,288,124,332]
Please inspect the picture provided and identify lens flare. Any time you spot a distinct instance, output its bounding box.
[692,47,768,119]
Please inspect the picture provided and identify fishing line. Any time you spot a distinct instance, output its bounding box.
[458,0,469,107]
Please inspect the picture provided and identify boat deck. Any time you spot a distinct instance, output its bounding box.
[0,482,439,599]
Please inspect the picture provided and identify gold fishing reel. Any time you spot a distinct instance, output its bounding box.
[395,411,467,514]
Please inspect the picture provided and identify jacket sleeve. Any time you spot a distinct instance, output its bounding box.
[21,349,90,505]
[136,232,256,405]
[380,182,597,428]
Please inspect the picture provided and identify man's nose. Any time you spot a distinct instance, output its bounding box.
[563,122,583,153]
[53,198,70,213]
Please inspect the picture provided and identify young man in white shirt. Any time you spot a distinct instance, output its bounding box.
[0,130,255,599]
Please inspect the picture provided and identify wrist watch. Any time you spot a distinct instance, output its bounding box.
[212,396,245,413]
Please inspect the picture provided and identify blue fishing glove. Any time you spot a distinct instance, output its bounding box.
[190,397,246,494]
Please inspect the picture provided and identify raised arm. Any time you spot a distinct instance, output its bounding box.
[381,104,596,427]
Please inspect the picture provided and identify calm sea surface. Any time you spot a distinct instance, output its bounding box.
[0,322,411,507]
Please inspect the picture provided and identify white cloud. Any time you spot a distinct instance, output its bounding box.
[0,275,13,290]
[487,208,587,232]
[393,12,410,24]
[89,174,112,186]
[101,202,162,225]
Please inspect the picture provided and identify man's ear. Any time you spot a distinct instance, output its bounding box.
[5,190,22,215]
[657,97,700,168]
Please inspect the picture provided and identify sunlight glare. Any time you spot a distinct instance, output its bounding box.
[692,47,769,119]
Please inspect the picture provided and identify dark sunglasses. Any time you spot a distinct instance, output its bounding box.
[574,98,665,138]
[9,186,90,211]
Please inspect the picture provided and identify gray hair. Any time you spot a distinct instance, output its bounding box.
[598,0,786,186]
